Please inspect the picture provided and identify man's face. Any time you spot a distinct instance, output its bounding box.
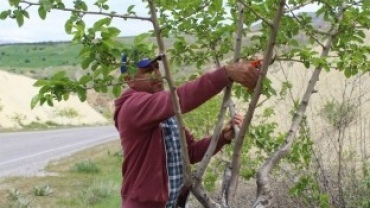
[129,62,164,94]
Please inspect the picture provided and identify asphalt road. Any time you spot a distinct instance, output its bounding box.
[0,126,119,177]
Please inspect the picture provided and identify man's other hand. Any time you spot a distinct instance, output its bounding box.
[222,114,243,141]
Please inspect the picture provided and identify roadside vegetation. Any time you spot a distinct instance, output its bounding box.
[0,141,122,208]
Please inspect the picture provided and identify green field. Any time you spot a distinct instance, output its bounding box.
[0,42,81,69]
[0,36,138,69]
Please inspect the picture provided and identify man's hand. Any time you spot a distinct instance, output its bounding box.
[224,60,260,90]
[222,114,243,141]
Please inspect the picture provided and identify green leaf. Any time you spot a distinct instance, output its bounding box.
[102,5,109,10]
[78,46,91,57]
[33,80,48,87]
[40,0,52,11]
[63,92,70,101]
[81,56,95,69]
[344,68,352,78]
[38,6,47,20]
[14,10,24,27]
[102,38,115,48]
[39,85,50,94]
[303,61,310,68]
[127,5,135,13]
[93,17,111,30]
[65,19,73,34]
[79,75,92,85]
[39,97,47,106]
[0,11,9,20]
[76,87,87,102]
[9,0,21,6]
[31,94,43,109]
[51,71,66,80]
[112,85,121,97]
[21,10,29,19]
[358,30,366,38]
[107,27,121,37]
[46,96,54,107]
[101,86,108,93]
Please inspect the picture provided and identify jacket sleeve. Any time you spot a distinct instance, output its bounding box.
[185,129,231,164]
[124,67,231,130]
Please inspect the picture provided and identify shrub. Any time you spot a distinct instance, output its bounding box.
[7,188,21,201]
[33,184,53,196]
[320,99,356,129]
[71,160,100,174]
[5,189,32,208]
[56,108,80,119]
[10,113,26,126]
[80,181,118,205]
[24,59,30,63]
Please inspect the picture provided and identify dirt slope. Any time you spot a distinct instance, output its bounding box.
[0,70,108,129]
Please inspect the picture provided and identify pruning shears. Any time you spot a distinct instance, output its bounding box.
[250,56,276,69]
[250,59,262,69]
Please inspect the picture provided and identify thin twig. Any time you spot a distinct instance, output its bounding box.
[239,1,273,28]
[20,0,151,21]
[284,1,313,13]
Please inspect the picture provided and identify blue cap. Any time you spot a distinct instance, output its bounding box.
[136,55,161,68]
[136,58,152,68]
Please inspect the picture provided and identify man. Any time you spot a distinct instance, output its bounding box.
[114,56,259,208]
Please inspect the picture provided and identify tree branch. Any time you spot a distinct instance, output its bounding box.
[192,3,246,208]
[252,3,346,208]
[276,57,338,70]
[239,1,273,28]
[228,0,287,203]
[287,11,327,48]
[147,0,192,187]
[284,1,314,13]
[20,0,151,21]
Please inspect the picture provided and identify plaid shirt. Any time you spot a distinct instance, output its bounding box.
[161,117,184,208]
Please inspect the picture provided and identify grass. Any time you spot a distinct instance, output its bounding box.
[0,140,123,208]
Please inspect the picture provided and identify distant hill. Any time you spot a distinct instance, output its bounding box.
[0,38,27,45]
[0,70,108,129]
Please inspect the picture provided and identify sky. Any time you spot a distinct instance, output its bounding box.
[0,1,320,43]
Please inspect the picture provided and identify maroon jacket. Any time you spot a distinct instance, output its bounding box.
[114,67,232,208]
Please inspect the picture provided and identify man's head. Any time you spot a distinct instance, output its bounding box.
[125,56,164,94]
